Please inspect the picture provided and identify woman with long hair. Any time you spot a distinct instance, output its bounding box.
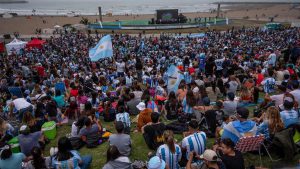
[26,147,50,169]
[103,145,131,169]
[257,106,284,139]
[22,111,41,133]
[165,91,181,120]
[52,137,92,169]
[156,130,182,169]
[182,90,197,115]
[176,80,187,102]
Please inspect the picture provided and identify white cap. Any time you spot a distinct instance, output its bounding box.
[136,102,146,111]
[200,149,218,162]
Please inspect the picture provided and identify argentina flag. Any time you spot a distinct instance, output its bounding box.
[167,65,184,93]
[89,35,113,62]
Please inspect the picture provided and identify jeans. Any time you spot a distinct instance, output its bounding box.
[80,155,92,169]
[18,105,33,121]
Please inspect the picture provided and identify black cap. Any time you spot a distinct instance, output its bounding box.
[189,120,199,129]
[237,107,249,119]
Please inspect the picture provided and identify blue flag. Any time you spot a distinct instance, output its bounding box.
[89,35,113,61]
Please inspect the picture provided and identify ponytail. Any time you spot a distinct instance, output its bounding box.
[164,130,175,153]
[167,136,175,153]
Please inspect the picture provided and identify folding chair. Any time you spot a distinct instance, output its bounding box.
[235,135,265,166]
[235,134,280,167]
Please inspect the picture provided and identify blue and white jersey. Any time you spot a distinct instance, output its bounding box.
[261,77,276,93]
[268,53,277,66]
[182,131,206,159]
[116,112,131,127]
[156,144,182,169]
[215,58,225,70]
[280,110,299,128]
[198,53,206,70]
[52,150,81,169]
[182,97,194,114]
[184,72,192,84]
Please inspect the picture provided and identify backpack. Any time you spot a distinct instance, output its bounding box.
[69,137,84,150]
[86,133,100,148]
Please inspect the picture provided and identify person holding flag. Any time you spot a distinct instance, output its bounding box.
[89,35,113,62]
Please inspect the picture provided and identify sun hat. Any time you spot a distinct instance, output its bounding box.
[136,102,146,111]
[148,156,166,169]
[200,149,219,162]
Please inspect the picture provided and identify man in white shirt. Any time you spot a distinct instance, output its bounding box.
[116,59,126,77]
[269,85,286,107]
[214,57,225,78]
[267,49,277,67]
[10,97,33,121]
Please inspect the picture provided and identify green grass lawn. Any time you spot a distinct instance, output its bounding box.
[44,91,299,168]
[44,110,300,169]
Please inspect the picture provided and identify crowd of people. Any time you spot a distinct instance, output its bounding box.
[0,26,299,169]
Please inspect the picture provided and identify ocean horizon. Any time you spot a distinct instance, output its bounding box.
[0,0,298,16]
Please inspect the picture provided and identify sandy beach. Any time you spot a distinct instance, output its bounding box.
[0,4,299,35]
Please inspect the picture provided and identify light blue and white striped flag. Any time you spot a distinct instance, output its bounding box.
[167,65,184,93]
[89,35,113,62]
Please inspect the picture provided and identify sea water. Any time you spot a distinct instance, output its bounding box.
[0,0,297,16]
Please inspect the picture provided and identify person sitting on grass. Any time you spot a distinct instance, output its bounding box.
[280,96,299,128]
[102,101,116,122]
[142,112,166,150]
[103,145,132,169]
[115,106,131,135]
[78,118,102,143]
[216,138,245,169]
[71,116,87,138]
[26,146,51,169]
[109,121,131,157]
[18,125,45,157]
[181,120,206,167]
[148,155,169,169]
[52,137,92,169]
[0,144,27,169]
[156,130,182,169]
[137,102,153,131]
[186,149,225,169]
[221,107,257,144]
